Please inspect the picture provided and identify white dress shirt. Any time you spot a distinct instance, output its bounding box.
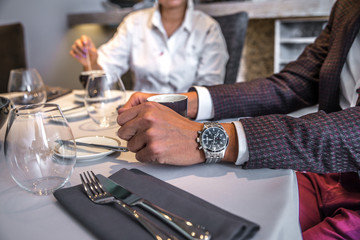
[97,0,228,94]
[195,29,360,165]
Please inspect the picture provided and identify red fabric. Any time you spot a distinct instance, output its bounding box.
[296,172,360,240]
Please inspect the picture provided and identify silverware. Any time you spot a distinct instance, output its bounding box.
[59,140,128,152]
[75,141,128,152]
[97,174,211,240]
[80,171,178,240]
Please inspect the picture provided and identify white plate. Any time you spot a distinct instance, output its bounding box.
[55,136,121,162]
[76,136,121,162]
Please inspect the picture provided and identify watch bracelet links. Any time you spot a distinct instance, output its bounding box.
[205,152,224,164]
[204,122,223,129]
[198,122,227,164]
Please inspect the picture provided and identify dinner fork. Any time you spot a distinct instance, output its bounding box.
[80,171,178,240]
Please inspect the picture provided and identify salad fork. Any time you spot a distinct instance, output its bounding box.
[80,171,177,240]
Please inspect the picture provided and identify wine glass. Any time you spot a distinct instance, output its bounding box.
[84,71,126,128]
[7,68,47,106]
[4,103,76,195]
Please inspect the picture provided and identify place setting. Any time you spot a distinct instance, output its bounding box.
[0,68,300,240]
[1,67,87,122]
[1,99,260,239]
[53,168,261,240]
[77,71,126,128]
[59,71,129,162]
[1,77,261,239]
[58,135,128,163]
[2,70,129,191]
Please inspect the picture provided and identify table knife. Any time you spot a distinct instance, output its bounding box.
[75,141,128,152]
[96,174,211,240]
[58,140,128,152]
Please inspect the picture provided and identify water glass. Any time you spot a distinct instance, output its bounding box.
[4,103,76,195]
[7,68,47,106]
[84,72,126,128]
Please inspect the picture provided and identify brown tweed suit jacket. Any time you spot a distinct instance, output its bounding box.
[206,0,360,173]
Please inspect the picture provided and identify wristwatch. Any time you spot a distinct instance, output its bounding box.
[196,122,229,164]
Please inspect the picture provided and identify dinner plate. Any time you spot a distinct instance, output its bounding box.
[55,136,121,162]
[75,136,121,162]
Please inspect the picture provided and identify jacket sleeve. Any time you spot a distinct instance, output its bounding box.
[205,1,360,173]
[240,106,360,173]
[206,11,333,120]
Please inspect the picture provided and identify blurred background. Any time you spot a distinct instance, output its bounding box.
[0,0,106,89]
[0,0,335,90]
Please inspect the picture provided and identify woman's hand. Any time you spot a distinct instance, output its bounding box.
[70,35,101,71]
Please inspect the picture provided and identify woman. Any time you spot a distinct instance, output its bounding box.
[70,0,229,93]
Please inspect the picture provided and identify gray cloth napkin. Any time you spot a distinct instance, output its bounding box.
[54,168,260,240]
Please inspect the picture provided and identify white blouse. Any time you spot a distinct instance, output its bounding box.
[97,0,229,93]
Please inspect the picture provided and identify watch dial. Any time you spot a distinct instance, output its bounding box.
[201,127,228,152]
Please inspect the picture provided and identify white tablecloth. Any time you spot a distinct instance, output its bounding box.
[0,91,302,240]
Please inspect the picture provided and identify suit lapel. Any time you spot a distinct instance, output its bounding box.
[319,0,360,112]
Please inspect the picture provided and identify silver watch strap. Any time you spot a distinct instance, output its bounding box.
[200,122,228,164]
[205,152,224,164]
[204,122,223,129]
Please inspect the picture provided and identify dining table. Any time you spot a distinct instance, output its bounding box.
[0,90,303,240]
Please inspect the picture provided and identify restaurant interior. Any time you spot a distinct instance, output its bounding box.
[0,0,334,90]
[2,0,357,240]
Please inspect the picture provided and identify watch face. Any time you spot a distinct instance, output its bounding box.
[201,127,229,152]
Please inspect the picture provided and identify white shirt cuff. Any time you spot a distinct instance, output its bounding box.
[192,86,214,120]
[232,121,249,165]
[192,86,248,165]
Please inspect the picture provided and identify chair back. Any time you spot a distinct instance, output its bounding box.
[213,11,248,84]
[0,22,27,93]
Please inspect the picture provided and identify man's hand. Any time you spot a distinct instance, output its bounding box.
[117,101,205,165]
[118,92,156,114]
